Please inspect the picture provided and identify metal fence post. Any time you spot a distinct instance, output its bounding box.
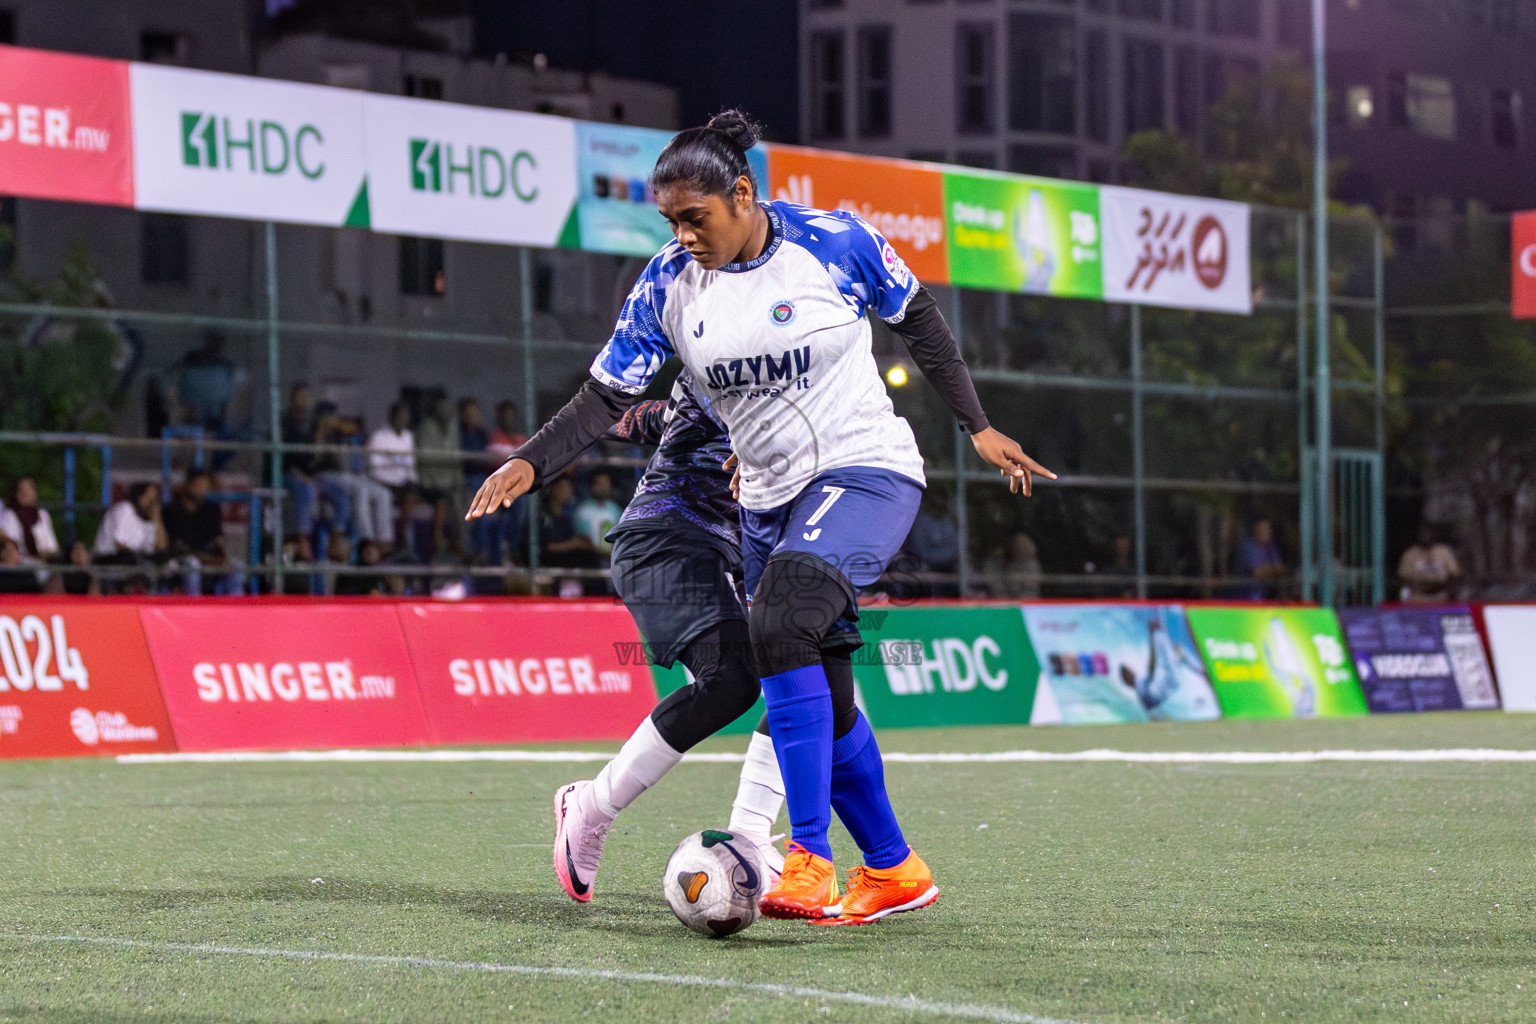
[266,221,284,592]
[1372,221,1387,604]
[520,247,540,573]
[1297,213,1313,601]
[1131,303,1147,599]
[950,287,970,597]
[1313,0,1335,606]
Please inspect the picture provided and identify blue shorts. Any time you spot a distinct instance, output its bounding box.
[740,467,924,599]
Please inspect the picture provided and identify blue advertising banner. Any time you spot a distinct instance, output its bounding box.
[1020,604,1221,724]
[1338,606,1499,713]
[572,122,767,257]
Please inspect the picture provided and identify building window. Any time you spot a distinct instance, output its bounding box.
[809,30,847,140]
[1085,30,1110,142]
[956,22,996,135]
[956,150,997,168]
[140,29,193,65]
[141,214,190,285]
[858,26,893,138]
[1389,193,1417,251]
[400,236,445,296]
[1389,73,1456,140]
[1492,88,1522,147]
[1117,0,1163,19]
[908,150,947,163]
[534,259,554,313]
[1174,46,1200,136]
[403,74,443,99]
[1007,13,1076,135]
[1347,85,1375,128]
[1123,38,1165,134]
[1208,0,1261,37]
[1172,0,1197,28]
[0,9,14,44]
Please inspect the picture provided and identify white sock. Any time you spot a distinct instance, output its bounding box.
[727,731,784,837]
[590,716,683,820]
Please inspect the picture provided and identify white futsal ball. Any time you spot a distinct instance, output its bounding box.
[662,829,765,937]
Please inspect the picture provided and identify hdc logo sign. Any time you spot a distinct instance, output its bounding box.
[180,112,325,179]
[0,603,175,759]
[409,138,538,200]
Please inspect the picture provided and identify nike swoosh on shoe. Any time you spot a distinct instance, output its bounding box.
[564,840,590,897]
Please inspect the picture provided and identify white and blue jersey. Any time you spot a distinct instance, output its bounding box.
[590,201,926,512]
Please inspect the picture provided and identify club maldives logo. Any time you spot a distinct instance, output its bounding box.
[0,705,19,738]
[1191,215,1228,289]
[181,112,325,179]
[769,300,796,326]
[410,139,538,200]
[69,708,159,746]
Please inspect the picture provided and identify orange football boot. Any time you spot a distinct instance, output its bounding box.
[814,848,939,926]
[758,841,841,921]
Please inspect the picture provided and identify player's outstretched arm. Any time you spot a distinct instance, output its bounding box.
[465,378,641,519]
[888,286,1056,497]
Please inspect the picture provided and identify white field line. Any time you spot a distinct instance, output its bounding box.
[0,933,1084,1024]
[116,747,1536,765]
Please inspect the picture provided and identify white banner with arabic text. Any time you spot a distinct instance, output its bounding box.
[1100,186,1251,314]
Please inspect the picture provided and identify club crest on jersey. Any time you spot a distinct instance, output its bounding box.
[769,300,797,326]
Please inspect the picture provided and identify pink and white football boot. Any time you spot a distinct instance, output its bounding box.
[552,780,611,903]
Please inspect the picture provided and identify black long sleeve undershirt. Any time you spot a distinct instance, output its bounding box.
[887,286,991,435]
[510,379,643,490]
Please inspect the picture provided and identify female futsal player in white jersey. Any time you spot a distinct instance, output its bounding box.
[468,110,1053,925]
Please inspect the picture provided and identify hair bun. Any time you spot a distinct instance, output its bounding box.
[705,109,762,152]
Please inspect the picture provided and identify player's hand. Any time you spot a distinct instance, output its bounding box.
[723,453,741,502]
[465,457,535,519]
[970,427,1056,496]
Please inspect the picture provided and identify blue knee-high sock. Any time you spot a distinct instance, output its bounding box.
[760,664,834,862]
[830,711,908,870]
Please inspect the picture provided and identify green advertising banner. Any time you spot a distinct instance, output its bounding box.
[1185,607,1368,719]
[851,605,1039,729]
[943,170,1103,299]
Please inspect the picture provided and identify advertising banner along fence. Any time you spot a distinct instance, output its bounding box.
[942,170,1102,299]
[0,44,1258,317]
[0,45,134,207]
[1099,186,1252,314]
[130,63,369,226]
[139,603,432,751]
[363,94,578,246]
[1482,605,1536,711]
[1338,606,1499,712]
[1021,604,1220,725]
[851,604,1038,729]
[1186,607,1367,718]
[767,146,949,286]
[0,602,175,759]
[1513,212,1536,320]
[398,601,658,744]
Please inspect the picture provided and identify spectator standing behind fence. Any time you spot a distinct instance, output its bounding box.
[0,476,60,561]
[164,468,242,596]
[574,470,622,563]
[314,403,394,547]
[485,400,529,564]
[1233,517,1287,600]
[539,476,599,597]
[58,540,98,596]
[1398,523,1462,602]
[415,391,461,556]
[278,384,347,542]
[979,531,1043,598]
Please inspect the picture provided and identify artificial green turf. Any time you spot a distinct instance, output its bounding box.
[2,713,1534,1023]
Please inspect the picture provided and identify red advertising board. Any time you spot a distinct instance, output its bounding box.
[766,145,950,285]
[1513,212,1536,319]
[140,603,431,751]
[0,45,134,206]
[397,601,659,744]
[0,601,175,759]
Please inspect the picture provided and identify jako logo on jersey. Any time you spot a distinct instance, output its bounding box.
[693,321,704,338]
[882,636,1008,695]
[181,113,324,179]
[409,138,538,200]
[704,346,811,389]
[769,300,796,325]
